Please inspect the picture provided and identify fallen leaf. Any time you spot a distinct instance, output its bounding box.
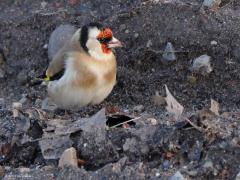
[209,99,220,116]
[0,143,11,156]
[77,159,86,166]
[106,105,120,114]
[152,91,166,105]
[164,152,174,160]
[165,85,184,120]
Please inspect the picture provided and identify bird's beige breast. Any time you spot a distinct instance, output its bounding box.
[71,52,116,90]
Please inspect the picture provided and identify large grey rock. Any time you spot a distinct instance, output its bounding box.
[48,24,77,60]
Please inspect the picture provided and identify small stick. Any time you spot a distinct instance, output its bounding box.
[109,116,142,129]
[184,117,203,132]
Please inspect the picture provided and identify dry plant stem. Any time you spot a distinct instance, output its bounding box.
[109,117,142,129]
[184,117,203,132]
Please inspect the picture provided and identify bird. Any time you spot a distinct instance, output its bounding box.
[44,22,122,109]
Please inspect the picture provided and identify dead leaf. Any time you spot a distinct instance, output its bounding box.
[164,152,174,160]
[209,99,220,116]
[106,105,120,114]
[152,91,166,105]
[165,85,184,120]
[77,159,86,166]
[0,143,11,156]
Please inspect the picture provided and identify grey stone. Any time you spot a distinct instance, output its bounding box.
[133,105,144,112]
[12,102,22,110]
[191,54,213,75]
[48,25,77,60]
[236,172,240,180]
[119,24,126,31]
[146,40,152,48]
[170,171,184,180]
[203,160,213,169]
[123,138,137,152]
[162,42,177,62]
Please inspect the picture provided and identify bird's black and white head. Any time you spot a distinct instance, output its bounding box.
[80,22,122,60]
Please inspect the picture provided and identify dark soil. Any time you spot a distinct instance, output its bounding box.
[0,0,240,179]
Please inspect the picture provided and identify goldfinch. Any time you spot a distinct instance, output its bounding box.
[45,22,122,109]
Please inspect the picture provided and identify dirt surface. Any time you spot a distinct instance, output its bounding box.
[0,0,240,179]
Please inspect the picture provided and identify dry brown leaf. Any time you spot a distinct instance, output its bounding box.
[77,159,86,166]
[106,105,120,114]
[152,91,166,105]
[164,152,174,160]
[165,85,184,120]
[209,99,220,116]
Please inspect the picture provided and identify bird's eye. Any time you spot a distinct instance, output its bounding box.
[97,37,112,44]
[97,28,113,44]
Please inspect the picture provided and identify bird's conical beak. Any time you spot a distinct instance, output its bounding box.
[107,37,123,48]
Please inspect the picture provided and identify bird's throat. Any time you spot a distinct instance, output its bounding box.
[101,44,111,54]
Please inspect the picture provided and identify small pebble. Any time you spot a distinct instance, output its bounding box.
[210,40,217,45]
[162,42,177,63]
[147,118,157,125]
[125,29,129,34]
[58,147,78,168]
[162,160,170,170]
[133,105,144,113]
[203,160,213,169]
[41,1,48,9]
[134,33,139,38]
[170,171,184,180]
[146,40,152,48]
[119,24,126,31]
[12,102,22,110]
[155,172,160,177]
[43,44,48,49]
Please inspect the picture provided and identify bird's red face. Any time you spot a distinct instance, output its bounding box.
[97,28,122,54]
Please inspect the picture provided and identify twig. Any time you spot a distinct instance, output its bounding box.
[109,116,142,129]
[184,117,203,132]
